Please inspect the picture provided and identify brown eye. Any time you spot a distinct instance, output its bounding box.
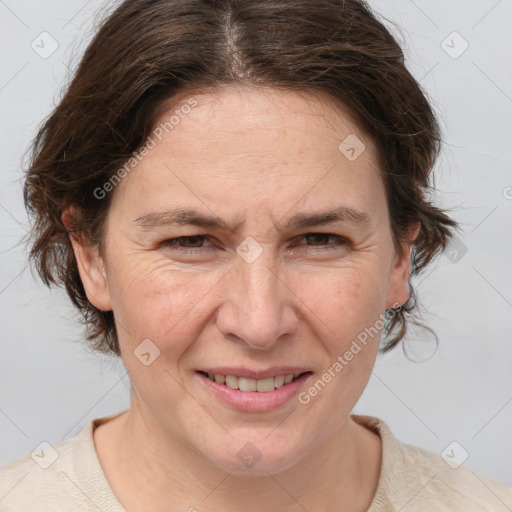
[304,233,332,245]
[162,235,212,251]
[294,233,347,251]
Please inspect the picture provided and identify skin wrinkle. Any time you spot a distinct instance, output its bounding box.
[68,85,418,512]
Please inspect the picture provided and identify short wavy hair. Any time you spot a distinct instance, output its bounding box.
[23,0,457,356]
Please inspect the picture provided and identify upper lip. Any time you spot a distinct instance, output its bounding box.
[197,366,313,380]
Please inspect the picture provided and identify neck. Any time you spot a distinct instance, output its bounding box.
[94,395,381,512]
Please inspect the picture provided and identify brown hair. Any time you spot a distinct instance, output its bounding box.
[23,0,457,356]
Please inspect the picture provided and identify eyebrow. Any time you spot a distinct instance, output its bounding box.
[133,206,371,233]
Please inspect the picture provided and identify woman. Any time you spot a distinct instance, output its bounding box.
[1,0,511,510]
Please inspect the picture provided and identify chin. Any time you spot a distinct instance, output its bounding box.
[202,436,306,476]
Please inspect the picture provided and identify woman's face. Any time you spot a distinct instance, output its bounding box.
[75,86,414,474]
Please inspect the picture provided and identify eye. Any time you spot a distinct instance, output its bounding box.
[162,235,213,253]
[293,233,348,251]
[161,233,348,255]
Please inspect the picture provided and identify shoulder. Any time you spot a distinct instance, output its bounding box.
[0,413,126,512]
[0,435,80,510]
[396,440,512,511]
[353,415,512,511]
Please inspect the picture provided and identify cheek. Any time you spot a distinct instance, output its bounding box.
[298,269,384,412]
[107,249,390,363]
[108,256,221,348]
[299,264,388,343]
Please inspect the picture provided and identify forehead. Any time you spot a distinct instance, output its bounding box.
[109,86,386,224]
[155,85,375,158]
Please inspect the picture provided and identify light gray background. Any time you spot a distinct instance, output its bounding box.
[1,0,511,488]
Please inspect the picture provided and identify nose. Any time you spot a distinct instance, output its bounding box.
[215,248,298,350]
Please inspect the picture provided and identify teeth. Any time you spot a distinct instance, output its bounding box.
[225,375,238,389]
[239,377,257,392]
[256,377,274,392]
[274,375,285,388]
[206,372,303,392]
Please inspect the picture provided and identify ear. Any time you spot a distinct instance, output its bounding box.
[62,207,112,311]
[385,222,421,309]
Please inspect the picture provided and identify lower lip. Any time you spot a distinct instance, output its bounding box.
[196,372,313,412]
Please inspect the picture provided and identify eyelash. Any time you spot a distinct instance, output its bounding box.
[161,233,348,254]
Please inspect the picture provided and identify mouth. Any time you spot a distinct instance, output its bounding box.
[197,370,312,393]
[196,369,313,412]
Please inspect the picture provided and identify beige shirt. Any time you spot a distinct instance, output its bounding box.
[1,411,511,511]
